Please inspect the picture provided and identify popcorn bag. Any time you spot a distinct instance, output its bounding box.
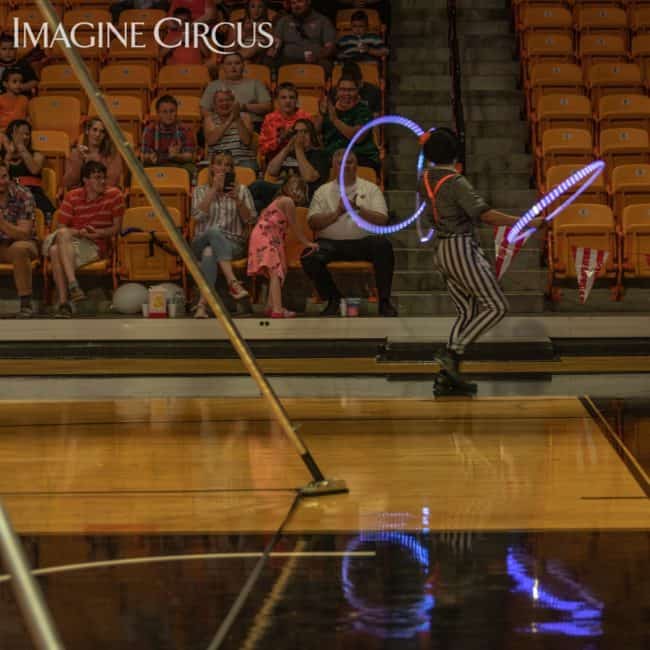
[148,286,168,318]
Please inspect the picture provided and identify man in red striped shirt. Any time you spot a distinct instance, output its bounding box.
[47,161,125,318]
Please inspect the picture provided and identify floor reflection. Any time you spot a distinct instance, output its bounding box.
[0,530,648,649]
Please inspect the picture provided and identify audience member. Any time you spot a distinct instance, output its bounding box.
[141,95,197,176]
[45,161,125,318]
[250,118,329,211]
[270,0,336,73]
[0,69,29,133]
[200,52,272,131]
[63,118,124,190]
[167,0,224,22]
[0,161,38,318]
[247,176,318,318]
[317,76,380,172]
[0,34,39,97]
[258,82,312,164]
[329,61,381,116]
[301,150,396,316]
[204,88,258,170]
[239,0,277,64]
[2,120,55,220]
[109,0,170,25]
[161,7,207,65]
[337,10,388,63]
[191,151,257,318]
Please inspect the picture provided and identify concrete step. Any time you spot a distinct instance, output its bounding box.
[394,247,543,273]
[463,76,518,92]
[386,105,453,124]
[462,61,521,77]
[457,19,513,36]
[465,136,527,155]
[389,226,543,251]
[393,269,547,293]
[396,75,452,92]
[466,152,532,175]
[465,121,529,139]
[460,89,524,106]
[393,291,546,315]
[469,171,533,191]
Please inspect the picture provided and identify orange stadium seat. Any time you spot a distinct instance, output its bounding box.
[29,96,82,143]
[538,128,594,185]
[89,96,144,148]
[116,206,185,289]
[129,166,191,220]
[100,65,153,110]
[518,6,573,54]
[621,203,650,277]
[196,166,257,187]
[611,164,650,216]
[63,9,111,35]
[544,163,608,205]
[335,9,382,33]
[630,6,650,34]
[298,94,320,117]
[578,34,628,68]
[31,130,71,188]
[217,63,273,91]
[548,203,619,298]
[277,64,326,95]
[118,8,166,32]
[108,34,160,80]
[521,32,575,84]
[575,6,628,41]
[9,8,59,32]
[597,94,650,133]
[586,63,645,106]
[44,41,105,80]
[598,128,650,178]
[527,63,585,115]
[39,65,91,113]
[157,65,211,98]
[332,62,381,88]
[533,94,593,149]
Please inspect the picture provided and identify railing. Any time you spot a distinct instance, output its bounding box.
[447,0,467,171]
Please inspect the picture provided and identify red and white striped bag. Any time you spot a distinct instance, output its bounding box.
[494,226,528,281]
[572,246,609,304]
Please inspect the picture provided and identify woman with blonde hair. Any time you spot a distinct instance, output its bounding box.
[191,151,257,318]
[247,175,318,318]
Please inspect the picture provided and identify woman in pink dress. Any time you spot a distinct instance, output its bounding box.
[247,176,318,318]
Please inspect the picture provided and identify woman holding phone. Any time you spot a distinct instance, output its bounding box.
[191,151,257,318]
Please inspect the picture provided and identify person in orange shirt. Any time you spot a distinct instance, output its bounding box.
[0,69,29,134]
[161,7,208,66]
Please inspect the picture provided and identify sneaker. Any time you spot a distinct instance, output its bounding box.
[320,299,340,317]
[68,286,86,303]
[53,303,72,319]
[16,305,33,319]
[228,280,249,300]
[270,309,296,319]
[193,303,209,319]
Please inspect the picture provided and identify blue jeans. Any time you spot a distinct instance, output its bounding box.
[191,227,245,288]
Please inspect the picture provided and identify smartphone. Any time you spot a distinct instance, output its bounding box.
[223,172,236,193]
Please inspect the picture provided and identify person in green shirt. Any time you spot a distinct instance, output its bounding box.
[315,76,380,173]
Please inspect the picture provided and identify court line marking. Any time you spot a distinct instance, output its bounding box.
[581,395,650,499]
[0,551,376,584]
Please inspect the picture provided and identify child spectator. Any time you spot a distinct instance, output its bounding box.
[0,69,29,133]
[63,118,123,190]
[141,95,197,177]
[337,10,388,63]
[0,35,39,97]
[247,176,318,318]
[161,7,207,65]
[239,0,277,64]
[1,120,55,220]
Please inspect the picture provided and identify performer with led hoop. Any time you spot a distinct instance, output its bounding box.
[419,128,543,396]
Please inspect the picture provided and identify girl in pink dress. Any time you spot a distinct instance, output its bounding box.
[247,176,318,318]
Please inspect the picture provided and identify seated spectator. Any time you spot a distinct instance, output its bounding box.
[204,88,258,170]
[258,82,312,164]
[250,118,329,211]
[191,151,257,318]
[248,176,318,318]
[0,69,29,133]
[141,95,197,177]
[161,7,208,65]
[45,161,125,318]
[109,0,171,25]
[301,149,396,316]
[0,34,39,97]
[200,52,272,131]
[269,0,336,73]
[317,76,380,172]
[337,10,388,63]
[1,120,55,221]
[63,118,123,191]
[329,61,381,116]
[239,0,277,64]
[0,161,38,318]
[168,0,224,22]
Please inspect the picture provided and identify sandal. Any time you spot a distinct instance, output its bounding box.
[228,280,249,300]
[270,309,296,319]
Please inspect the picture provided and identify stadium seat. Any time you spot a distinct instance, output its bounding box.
[630,6,650,34]
[586,63,645,106]
[548,203,619,298]
[0,209,45,281]
[575,6,628,41]
[39,65,92,114]
[217,63,273,91]
[89,95,144,148]
[527,63,585,115]
[9,8,56,32]
[286,206,313,271]
[118,8,166,32]
[29,96,81,143]
[129,166,191,221]
[578,34,628,68]
[157,65,211,98]
[518,5,573,54]
[108,34,160,80]
[538,128,594,184]
[621,203,650,277]
[277,64,326,95]
[31,130,71,189]
[99,65,153,110]
[611,164,650,216]
[116,206,185,289]
[533,94,593,150]
[543,163,608,205]
[196,166,257,187]
[43,41,104,80]
[335,9,382,33]
[521,32,575,85]
[332,62,381,88]
[598,128,650,178]
[63,9,111,36]
[298,95,320,118]
[597,95,650,133]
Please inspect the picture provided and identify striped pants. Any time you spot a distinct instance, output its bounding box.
[434,235,508,355]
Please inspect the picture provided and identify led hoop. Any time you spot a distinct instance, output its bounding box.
[507,160,606,245]
[339,115,428,235]
[416,146,435,242]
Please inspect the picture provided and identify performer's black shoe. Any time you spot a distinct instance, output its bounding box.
[379,300,398,317]
[433,370,477,397]
[320,298,340,317]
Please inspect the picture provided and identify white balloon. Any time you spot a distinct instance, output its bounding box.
[111,283,148,314]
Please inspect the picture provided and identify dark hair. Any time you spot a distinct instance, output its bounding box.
[173,7,192,19]
[5,119,33,152]
[81,160,107,180]
[1,66,22,85]
[422,128,459,165]
[156,94,178,110]
[0,33,15,47]
[351,10,369,23]
[276,81,298,98]
[222,51,244,63]
[341,61,362,83]
[337,74,360,89]
[293,118,320,148]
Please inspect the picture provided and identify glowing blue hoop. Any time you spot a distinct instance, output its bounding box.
[507,160,606,245]
[339,115,429,235]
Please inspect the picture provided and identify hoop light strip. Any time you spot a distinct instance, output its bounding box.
[339,115,428,235]
[507,161,606,245]
[416,146,434,243]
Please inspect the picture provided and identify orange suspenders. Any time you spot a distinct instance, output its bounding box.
[423,171,457,225]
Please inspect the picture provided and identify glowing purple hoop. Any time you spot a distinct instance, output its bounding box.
[507,161,606,245]
[339,115,429,235]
